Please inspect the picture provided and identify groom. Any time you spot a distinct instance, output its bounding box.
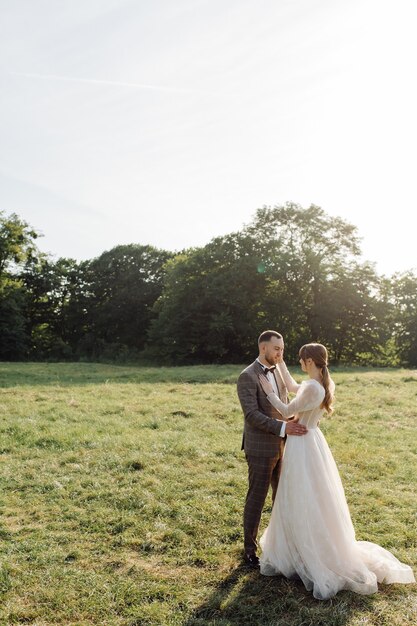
[237,330,307,567]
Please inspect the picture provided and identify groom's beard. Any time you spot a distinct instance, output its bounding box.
[265,355,277,366]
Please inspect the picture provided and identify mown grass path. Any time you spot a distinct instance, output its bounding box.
[0,363,416,625]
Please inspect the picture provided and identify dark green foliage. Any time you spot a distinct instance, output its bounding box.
[79,244,173,358]
[0,211,38,358]
[0,210,38,278]
[148,203,399,365]
[242,204,386,363]
[21,255,87,359]
[389,272,417,366]
[0,280,29,359]
[0,205,416,366]
[148,233,268,363]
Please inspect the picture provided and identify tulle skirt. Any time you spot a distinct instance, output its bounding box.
[259,428,415,600]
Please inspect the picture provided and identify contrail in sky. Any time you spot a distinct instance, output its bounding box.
[9,71,221,97]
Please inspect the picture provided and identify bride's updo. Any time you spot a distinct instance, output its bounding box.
[299,343,334,414]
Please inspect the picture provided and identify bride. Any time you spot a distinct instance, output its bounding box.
[258,343,415,600]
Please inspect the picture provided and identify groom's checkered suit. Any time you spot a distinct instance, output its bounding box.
[237,360,288,555]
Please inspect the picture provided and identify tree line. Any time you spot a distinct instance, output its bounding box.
[0,204,416,366]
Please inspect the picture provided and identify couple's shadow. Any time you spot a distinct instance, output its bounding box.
[183,560,376,626]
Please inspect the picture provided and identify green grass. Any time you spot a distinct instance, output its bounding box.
[0,362,416,625]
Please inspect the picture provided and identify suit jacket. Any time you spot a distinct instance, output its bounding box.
[237,360,288,458]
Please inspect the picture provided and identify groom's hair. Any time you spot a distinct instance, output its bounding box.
[258,330,283,345]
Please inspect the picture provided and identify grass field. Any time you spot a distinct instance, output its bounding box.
[0,362,416,625]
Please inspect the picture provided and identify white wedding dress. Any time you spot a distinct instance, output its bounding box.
[259,364,415,600]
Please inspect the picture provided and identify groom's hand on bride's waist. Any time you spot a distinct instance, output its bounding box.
[285,421,307,436]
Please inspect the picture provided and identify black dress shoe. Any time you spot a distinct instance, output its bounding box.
[244,553,260,568]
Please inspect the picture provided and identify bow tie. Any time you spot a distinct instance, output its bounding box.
[263,366,276,374]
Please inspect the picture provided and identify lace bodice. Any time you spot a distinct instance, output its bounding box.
[266,372,333,429]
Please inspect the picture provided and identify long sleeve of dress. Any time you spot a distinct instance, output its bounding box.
[277,362,301,393]
[266,381,325,418]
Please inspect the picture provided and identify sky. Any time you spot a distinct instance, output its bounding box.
[0,0,416,276]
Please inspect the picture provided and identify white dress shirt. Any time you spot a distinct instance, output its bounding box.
[257,358,286,437]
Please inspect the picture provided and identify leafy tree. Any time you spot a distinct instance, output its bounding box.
[0,211,39,359]
[0,280,28,360]
[148,232,281,363]
[312,261,389,364]
[150,203,392,365]
[0,211,38,279]
[21,255,87,359]
[0,206,413,367]
[81,244,172,358]
[243,203,394,363]
[246,203,363,344]
[389,271,417,366]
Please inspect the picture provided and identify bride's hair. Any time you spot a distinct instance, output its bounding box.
[299,343,333,414]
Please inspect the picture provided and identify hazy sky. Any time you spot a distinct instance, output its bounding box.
[1,0,416,275]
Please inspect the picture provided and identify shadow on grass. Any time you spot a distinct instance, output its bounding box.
[183,564,376,626]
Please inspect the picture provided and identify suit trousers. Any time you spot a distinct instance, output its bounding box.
[243,453,281,555]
